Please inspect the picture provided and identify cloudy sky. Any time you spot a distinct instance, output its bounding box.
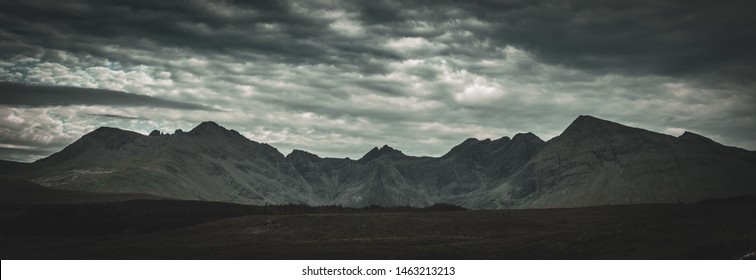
[1,0,755,162]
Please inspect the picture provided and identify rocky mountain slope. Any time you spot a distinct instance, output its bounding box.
[3,116,755,208]
[473,116,756,208]
[24,122,320,205]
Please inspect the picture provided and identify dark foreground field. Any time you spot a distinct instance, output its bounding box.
[2,197,755,259]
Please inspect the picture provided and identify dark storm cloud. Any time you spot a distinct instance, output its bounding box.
[362,0,756,79]
[0,0,399,73]
[0,82,218,111]
[0,0,755,162]
[466,0,756,83]
[2,0,754,80]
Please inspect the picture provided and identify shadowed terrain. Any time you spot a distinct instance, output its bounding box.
[2,197,754,259]
[0,177,164,205]
[1,116,755,259]
[4,116,755,209]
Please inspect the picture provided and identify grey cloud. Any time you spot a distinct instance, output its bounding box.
[0,0,754,162]
[346,0,756,83]
[0,82,219,111]
[0,0,399,73]
[0,146,56,162]
[352,80,410,97]
[466,0,756,83]
[1,0,754,82]
[86,113,146,120]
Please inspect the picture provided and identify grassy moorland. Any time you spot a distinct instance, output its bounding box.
[1,197,754,259]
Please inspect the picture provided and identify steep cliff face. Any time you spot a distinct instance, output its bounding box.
[10,116,756,209]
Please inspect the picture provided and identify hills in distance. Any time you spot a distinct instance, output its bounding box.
[3,115,755,209]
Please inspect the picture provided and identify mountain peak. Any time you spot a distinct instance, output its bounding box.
[87,126,143,142]
[184,121,258,148]
[187,121,242,138]
[190,121,224,132]
[286,149,321,160]
[511,132,544,144]
[679,131,717,144]
[379,145,400,153]
[443,138,488,159]
[561,115,636,137]
[37,126,144,164]
[358,145,406,163]
[567,115,605,128]
[91,126,131,134]
[288,149,317,156]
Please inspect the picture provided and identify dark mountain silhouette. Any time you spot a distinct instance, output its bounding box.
[358,145,406,163]
[17,122,319,205]
[485,116,756,208]
[3,115,755,208]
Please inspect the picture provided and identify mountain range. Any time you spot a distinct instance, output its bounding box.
[2,115,755,209]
